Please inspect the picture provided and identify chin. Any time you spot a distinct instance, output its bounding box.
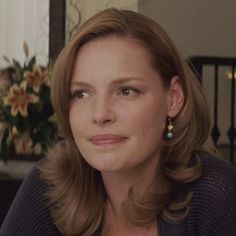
[85,158,127,173]
[89,163,123,173]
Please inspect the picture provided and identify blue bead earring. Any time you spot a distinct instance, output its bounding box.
[166,117,173,139]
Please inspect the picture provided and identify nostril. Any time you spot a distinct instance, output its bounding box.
[92,110,115,125]
[92,99,116,125]
[92,116,113,124]
[103,118,112,124]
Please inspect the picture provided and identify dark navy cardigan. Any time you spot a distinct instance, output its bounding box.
[1,153,236,236]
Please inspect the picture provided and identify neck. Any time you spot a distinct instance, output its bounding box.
[101,200,158,236]
[101,156,160,217]
[100,156,161,236]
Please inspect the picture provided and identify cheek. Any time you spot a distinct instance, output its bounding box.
[138,112,167,154]
[138,107,168,149]
[128,100,167,133]
[69,107,83,137]
[141,111,166,137]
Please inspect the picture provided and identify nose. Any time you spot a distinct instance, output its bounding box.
[92,96,116,125]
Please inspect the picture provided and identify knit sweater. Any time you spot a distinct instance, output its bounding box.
[1,153,236,236]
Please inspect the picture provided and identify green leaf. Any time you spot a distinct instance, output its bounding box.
[2,55,11,64]
[0,128,11,163]
[12,58,21,68]
[28,56,36,68]
[5,114,18,126]
[23,41,29,58]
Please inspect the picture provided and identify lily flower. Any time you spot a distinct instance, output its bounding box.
[11,126,19,138]
[33,143,42,155]
[3,81,39,117]
[14,132,33,155]
[24,65,49,93]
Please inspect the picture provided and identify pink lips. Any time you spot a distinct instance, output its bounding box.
[90,134,127,145]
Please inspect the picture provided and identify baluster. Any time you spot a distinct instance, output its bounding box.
[211,65,221,146]
[227,65,236,163]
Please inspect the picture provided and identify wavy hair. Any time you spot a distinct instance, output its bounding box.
[41,8,210,235]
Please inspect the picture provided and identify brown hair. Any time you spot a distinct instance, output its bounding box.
[41,8,210,235]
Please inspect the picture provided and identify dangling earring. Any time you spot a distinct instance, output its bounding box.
[166,116,173,139]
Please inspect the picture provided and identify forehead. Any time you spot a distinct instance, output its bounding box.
[71,36,158,81]
[79,35,151,59]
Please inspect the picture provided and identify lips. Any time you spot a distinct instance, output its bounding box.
[90,134,127,145]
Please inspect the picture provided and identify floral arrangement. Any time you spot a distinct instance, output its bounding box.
[0,43,57,162]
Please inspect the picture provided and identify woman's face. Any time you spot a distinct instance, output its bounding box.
[69,36,183,173]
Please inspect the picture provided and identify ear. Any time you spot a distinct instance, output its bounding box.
[167,76,185,117]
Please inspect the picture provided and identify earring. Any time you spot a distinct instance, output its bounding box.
[166,117,173,139]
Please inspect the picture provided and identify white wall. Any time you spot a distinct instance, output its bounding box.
[139,0,236,58]
[78,0,138,22]
[0,0,49,68]
[66,0,138,39]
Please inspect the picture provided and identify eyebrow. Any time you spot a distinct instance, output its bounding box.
[70,76,146,87]
[111,77,146,85]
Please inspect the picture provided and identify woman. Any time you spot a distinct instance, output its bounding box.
[1,8,236,236]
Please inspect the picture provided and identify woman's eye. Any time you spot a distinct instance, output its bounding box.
[71,90,90,100]
[118,87,141,97]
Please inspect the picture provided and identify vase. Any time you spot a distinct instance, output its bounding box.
[0,159,35,180]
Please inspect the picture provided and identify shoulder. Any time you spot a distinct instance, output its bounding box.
[186,152,236,235]
[159,153,236,235]
[198,152,236,195]
[0,159,60,236]
[194,152,236,211]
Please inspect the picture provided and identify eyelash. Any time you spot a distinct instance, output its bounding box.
[71,90,89,100]
[70,86,141,100]
[117,86,141,96]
